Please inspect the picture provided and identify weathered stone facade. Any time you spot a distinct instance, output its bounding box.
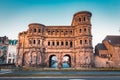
[0,36,9,64]
[16,11,93,68]
[95,36,120,67]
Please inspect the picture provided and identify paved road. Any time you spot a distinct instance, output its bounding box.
[0,69,120,80]
[4,70,120,76]
[0,76,120,80]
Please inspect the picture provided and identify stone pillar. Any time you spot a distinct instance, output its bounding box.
[58,53,62,69]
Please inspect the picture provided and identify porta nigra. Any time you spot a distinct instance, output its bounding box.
[16,11,93,68]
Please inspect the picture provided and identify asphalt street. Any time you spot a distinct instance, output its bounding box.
[0,76,120,80]
[0,69,120,80]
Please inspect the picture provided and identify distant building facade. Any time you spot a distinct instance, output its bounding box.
[17,11,93,68]
[6,40,18,64]
[95,36,120,67]
[0,36,9,64]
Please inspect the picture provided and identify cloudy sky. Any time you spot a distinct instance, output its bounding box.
[0,0,120,47]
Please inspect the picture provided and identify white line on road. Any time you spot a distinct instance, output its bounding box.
[69,79,86,80]
[0,71,12,74]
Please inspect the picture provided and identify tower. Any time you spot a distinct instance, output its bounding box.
[27,23,45,66]
[72,11,93,67]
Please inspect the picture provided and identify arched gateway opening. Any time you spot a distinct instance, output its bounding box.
[62,55,71,68]
[49,55,58,68]
[22,52,30,66]
[22,53,27,66]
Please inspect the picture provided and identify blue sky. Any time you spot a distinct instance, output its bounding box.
[0,0,120,47]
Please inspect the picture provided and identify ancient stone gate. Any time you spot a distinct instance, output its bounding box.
[17,11,93,68]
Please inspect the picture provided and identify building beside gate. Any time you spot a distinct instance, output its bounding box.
[0,36,9,64]
[16,11,93,68]
[6,40,18,64]
[95,35,120,67]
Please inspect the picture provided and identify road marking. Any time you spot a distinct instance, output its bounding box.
[0,71,12,74]
[69,79,86,80]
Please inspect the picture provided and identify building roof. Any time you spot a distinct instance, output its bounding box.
[46,26,73,29]
[0,36,8,45]
[95,43,107,50]
[28,23,74,29]
[28,23,45,26]
[103,35,120,47]
[0,36,8,41]
[74,11,92,17]
[9,40,18,45]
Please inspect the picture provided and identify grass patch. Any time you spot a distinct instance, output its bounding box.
[1,67,120,77]
[14,67,120,71]
[2,67,120,72]
[0,73,120,77]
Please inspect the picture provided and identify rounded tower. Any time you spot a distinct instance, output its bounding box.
[28,23,45,48]
[71,11,92,26]
[72,11,93,67]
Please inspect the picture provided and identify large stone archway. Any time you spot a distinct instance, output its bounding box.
[62,54,71,68]
[31,52,37,66]
[22,51,38,67]
[49,55,58,68]
[47,53,73,68]
[22,52,30,66]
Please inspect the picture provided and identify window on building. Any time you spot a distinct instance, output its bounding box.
[33,40,36,44]
[38,40,40,44]
[65,31,68,35]
[9,53,11,57]
[48,31,50,35]
[13,59,15,63]
[2,40,4,44]
[52,31,55,35]
[57,41,59,46]
[70,31,72,35]
[85,40,87,44]
[80,40,82,45]
[48,41,50,46]
[34,28,36,32]
[79,29,82,33]
[8,59,11,63]
[51,31,55,35]
[61,31,63,34]
[70,41,72,48]
[52,31,55,33]
[79,18,81,22]
[42,48,46,52]
[84,28,86,32]
[56,30,59,34]
[13,54,15,57]
[66,41,68,46]
[38,29,41,33]
[52,41,55,46]
[61,41,64,46]
[83,17,86,21]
